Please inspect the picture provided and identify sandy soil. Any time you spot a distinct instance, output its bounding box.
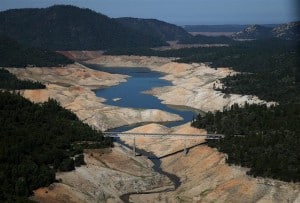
[125,123,300,203]
[31,145,173,203]
[86,55,276,113]
[7,63,182,131]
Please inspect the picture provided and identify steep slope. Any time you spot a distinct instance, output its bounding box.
[116,17,192,41]
[232,25,273,39]
[0,5,167,50]
[272,21,300,40]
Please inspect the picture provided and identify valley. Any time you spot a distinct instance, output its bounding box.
[5,53,299,202]
[0,3,299,203]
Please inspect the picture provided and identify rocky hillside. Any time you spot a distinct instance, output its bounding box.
[232,25,273,39]
[232,21,300,40]
[0,5,167,50]
[116,17,192,41]
[272,21,300,40]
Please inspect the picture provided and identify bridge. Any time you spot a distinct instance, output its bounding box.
[102,132,224,156]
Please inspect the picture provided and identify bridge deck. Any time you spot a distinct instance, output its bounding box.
[103,132,224,140]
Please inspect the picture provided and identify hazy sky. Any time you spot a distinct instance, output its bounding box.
[0,0,299,25]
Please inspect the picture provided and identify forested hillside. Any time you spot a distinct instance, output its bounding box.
[0,69,45,89]
[188,39,300,182]
[192,104,300,182]
[0,35,73,67]
[116,17,192,41]
[0,5,166,50]
[0,91,112,201]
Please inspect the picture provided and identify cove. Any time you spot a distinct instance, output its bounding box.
[84,63,199,131]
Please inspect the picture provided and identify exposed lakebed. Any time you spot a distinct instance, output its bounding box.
[85,63,200,131]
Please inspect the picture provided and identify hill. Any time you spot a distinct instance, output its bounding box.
[0,91,112,201]
[116,17,192,41]
[272,21,300,40]
[0,35,73,67]
[0,5,167,50]
[232,25,273,39]
[232,22,300,40]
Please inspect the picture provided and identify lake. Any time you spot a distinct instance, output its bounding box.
[84,63,200,131]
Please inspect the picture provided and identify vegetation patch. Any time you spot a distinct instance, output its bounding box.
[0,91,112,201]
[192,103,300,182]
[0,35,73,67]
[0,68,45,89]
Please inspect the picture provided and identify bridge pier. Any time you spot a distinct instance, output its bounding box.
[183,138,187,155]
[133,135,136,156]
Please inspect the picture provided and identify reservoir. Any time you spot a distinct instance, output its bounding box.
[85,63,200,131]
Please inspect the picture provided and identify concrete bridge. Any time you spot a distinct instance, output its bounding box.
[102,132,224,156]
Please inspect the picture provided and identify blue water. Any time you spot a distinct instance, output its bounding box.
[84,63,200,131]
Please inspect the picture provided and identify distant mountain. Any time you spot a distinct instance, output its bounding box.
[183,25,249,33]
[272,21,300,40]
[232,25,273,39]
[183,24,278,33]
[116,17,192,41]
[178,34,234,44]
[232,22,300,40]
[0,5,167,50]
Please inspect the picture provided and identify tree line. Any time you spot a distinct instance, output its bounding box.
[0,68,45,89]
[0,35,73,68]
[192,103,300,182]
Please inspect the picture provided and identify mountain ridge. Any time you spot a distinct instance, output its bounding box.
[116,17,192,41]
[0,5,167,50]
